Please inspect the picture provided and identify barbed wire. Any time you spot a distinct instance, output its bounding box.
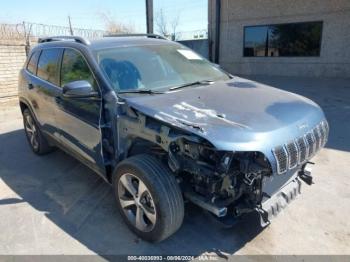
[0,23,26,40]
[0,21,207,43]
[0,22,107,41]
[27,22,107,39]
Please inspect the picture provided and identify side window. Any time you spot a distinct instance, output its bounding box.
[37,49,61,85]
[27,51,40,74]
[61,49,97,90]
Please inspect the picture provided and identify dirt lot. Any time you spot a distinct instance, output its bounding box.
[0,76,349,258]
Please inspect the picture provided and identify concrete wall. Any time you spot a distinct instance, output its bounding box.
[209,0,350,78]
[0,41,27,101]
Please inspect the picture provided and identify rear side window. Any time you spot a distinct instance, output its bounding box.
[26,51,40,74]
[61,49,97,90]
[37,49,61,85]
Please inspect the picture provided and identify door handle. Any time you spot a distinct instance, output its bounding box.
[28,83,34,89]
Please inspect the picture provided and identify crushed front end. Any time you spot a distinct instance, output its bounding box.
[167,120,329,226]
[115,91,329,227]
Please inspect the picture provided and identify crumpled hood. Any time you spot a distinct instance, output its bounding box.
[121,76,325,153]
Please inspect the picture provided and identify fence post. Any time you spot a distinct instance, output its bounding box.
[68,16,74,35]
[23,22,32,57]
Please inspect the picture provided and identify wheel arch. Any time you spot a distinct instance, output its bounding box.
[18,98,39,124]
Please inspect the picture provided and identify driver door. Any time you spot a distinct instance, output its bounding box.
[55,48,105,175]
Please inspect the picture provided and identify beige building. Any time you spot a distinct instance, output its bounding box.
[208,0,350,78]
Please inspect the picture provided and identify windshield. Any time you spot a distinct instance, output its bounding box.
[95,44,230,92]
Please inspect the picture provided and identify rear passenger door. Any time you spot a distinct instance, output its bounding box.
[27,48,63,139]
[55,48,105,174]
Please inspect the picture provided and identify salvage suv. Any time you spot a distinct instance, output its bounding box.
[18,34,329,242]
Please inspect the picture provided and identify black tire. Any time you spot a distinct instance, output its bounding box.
[113,154,184,242]
[23,108,54,155]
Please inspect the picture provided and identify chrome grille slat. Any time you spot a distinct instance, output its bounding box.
[272,146,288,174]
[305,132,316,158]
[286,141,298,169]
[313,125,321,152]
[319,123,325,146]
[323,121,329,145]
[303,135,310,160]
[296,137,307,164]
[272,120,329,174]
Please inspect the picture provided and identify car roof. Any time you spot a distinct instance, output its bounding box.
[33,36,181,52]
[89,37,179,50]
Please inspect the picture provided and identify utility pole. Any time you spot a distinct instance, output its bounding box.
[208,0,221,63]
[145,0,154,34]
[214,0,221,64]
[68,15,74,35]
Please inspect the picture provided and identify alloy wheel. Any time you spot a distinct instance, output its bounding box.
[118,173,157,232]
[24,114,39,150]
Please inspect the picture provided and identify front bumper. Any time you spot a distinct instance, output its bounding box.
[257,163,314,226]
[258,175,302,226]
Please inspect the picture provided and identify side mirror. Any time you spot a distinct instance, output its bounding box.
[62,80,98,98]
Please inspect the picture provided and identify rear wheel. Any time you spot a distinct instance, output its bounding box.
[113,154,184,242]
[23,109,53,155]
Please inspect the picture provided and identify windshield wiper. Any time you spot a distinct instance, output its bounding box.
[169,80,215,91]
[118,89,165,95]
[117,80,215,94]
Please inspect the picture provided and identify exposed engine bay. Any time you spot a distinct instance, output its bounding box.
[168,140,271,217]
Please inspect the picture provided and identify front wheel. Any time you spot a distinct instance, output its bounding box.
[113,154,184,242]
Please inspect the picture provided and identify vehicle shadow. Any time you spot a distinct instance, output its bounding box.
[243,75,350,153]
[0,129,264,256]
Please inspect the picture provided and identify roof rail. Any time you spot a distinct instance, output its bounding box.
[104,33,168,40]
[38,36,90,45]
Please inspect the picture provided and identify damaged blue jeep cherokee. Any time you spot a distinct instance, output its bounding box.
[18,34,329,242]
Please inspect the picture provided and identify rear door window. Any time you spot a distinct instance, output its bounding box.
[26,51,40,75]
[37,49,61,85]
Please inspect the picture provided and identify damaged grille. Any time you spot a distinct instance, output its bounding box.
[272,120,329,174]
